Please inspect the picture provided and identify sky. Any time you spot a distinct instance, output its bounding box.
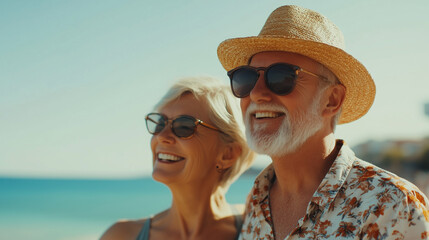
[1,0,428,179]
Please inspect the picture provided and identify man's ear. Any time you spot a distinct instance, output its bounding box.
[322,84,346,117]
[217,142,242,169]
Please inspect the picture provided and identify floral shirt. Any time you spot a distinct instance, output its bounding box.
[240,140,429,240]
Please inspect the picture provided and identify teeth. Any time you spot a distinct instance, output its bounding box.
[158,153,183,161]
[255,112,280,119]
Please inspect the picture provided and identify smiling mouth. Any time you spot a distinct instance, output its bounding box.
[157,153,185,163]
[253,112,285,119]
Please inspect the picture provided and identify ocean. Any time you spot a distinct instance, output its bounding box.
[0,176,255,240]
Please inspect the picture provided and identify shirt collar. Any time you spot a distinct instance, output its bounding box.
[250,140,355,210]
[251,162,275,204]
[310,140,355,209]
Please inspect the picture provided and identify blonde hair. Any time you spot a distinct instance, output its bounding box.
[154,76,255,192]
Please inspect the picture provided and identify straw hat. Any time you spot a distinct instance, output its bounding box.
[217,5,375,124]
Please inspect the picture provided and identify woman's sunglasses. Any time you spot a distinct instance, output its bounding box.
[145,113,222,139]
[227,63,327,98]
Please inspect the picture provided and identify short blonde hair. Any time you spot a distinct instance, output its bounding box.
[153,76,255,192]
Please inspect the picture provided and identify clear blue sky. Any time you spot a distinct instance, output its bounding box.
[1,0,428,178]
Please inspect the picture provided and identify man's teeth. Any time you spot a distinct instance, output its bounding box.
[254,112,280,119]
[158,153,183,162]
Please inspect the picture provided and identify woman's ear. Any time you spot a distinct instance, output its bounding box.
[217,142,242,169]
[322,84,346,117]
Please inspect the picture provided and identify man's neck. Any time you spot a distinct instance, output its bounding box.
[268,133,340,240]
[270,133,339,195]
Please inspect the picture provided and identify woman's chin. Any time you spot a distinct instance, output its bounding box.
[152,169,182,185]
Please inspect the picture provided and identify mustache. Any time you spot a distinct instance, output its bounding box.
[245,102,288,117]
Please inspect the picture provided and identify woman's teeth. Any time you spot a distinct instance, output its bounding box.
[254,112,281,119]
[158,153,184,162]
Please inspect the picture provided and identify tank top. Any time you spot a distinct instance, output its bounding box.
[136,207,243,240]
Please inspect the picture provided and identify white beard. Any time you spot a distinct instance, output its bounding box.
[244,94,323,157]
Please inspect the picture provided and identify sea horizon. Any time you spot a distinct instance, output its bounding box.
[0,175,256,240]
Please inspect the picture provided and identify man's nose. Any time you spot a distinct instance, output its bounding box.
[249,74,272,103]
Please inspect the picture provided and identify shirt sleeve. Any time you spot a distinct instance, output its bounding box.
[360,190,429,240]
[398,194,429,240]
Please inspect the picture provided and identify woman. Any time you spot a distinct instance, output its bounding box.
[101,77,255,240]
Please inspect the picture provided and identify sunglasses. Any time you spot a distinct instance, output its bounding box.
[145,113,222,139]
[227,63,328,98]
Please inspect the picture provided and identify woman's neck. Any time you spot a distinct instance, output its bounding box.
[161,183,234,239]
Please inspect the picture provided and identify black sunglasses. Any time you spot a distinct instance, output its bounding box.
[145,113,222,139]
[227,63,328,98]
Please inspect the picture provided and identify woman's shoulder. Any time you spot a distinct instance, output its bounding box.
[100,210,169,240]
[100,218,148,240]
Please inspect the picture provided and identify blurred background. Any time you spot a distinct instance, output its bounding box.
[1,0,428,239]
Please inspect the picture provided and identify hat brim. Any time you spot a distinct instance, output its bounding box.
[217,36,376,124]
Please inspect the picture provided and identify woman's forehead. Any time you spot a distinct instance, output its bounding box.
[159,94,210,120]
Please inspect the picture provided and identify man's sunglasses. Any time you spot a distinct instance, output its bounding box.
[227,63,328,98]
[145,113,222,139]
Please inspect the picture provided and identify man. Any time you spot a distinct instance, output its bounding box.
[218,5,429,240]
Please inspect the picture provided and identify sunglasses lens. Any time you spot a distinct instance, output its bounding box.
[230,67,259,98]
[266,64,297,95]
[145,113,166,134]
[172,116,197,138]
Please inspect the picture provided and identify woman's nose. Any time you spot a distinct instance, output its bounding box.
[155,125,176,144]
